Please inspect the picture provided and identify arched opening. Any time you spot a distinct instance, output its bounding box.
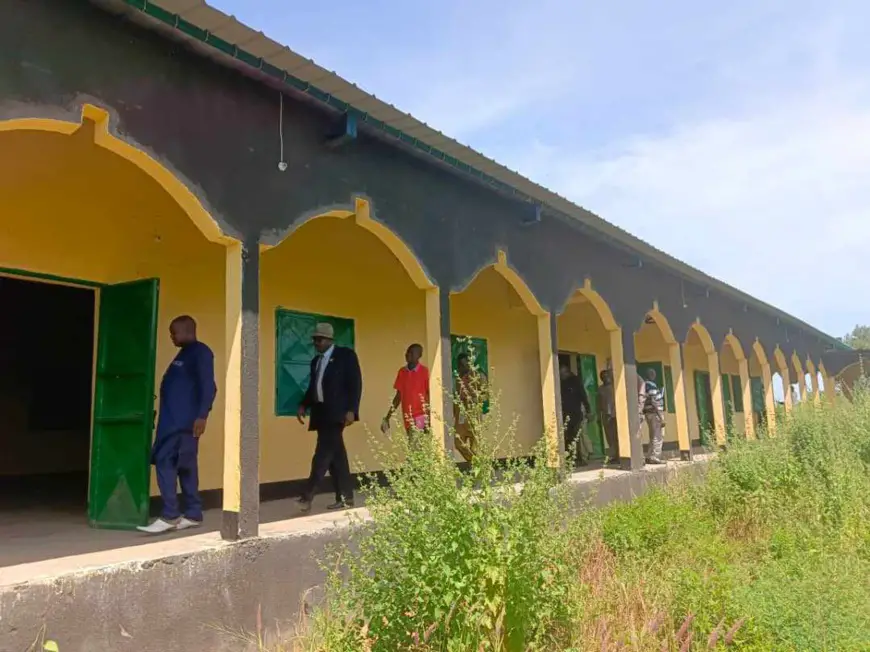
[683,322,722,446]
[0,106,229,530]
[719,335,749,439]
[750,341,776,434]
[634,307,690,458]
[259,200,437,488]
[792,353,806,403]
[773,347,793,414]
[806,359,819,405]
[555,282,619,464]
[450,252,551,460]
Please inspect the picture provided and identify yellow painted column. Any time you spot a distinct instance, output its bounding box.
[425,288,445,449]
[222,242,244,535]
[707,351,727,446]
[609,328,633,466]
[738,359,755,439]
[538,313,560,466]
[809,367,821,407]
[762,363,777,435]
[781,367,793,414]
[667,342,692,459]
[824,373,837,405]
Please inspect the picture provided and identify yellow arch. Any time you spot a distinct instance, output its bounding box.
[0,104,230,245]
[686,320,716,354]
[267,198,435,291]
[492,249,547,316]
[563,279,619,331]
[791,351,805,383]
[773,346,789,373]
[752,340,769,369]
[723,331,747,361]
[645,304,679,345]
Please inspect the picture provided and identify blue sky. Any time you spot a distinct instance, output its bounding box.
[213,0,870,339]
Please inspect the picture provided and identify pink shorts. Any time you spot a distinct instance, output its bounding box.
[408,414,427,431]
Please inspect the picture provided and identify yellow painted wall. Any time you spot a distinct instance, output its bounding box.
[634,322,677,443]
[556,298,610,372]
[259,217,428,483]
[451,267,543,456]
[0,129,227,493]
[683,331,709,443]
[719,343,745,436]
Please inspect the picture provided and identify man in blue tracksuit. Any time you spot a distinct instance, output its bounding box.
[138,315,217,535]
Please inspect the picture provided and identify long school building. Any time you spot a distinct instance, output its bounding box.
[0,0,857,540]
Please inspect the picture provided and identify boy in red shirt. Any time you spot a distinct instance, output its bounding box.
[381,343,430,434]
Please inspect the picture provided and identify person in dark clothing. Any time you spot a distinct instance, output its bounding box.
[138,315,217,535]
[296,322,362,512]
[560,362,592,466]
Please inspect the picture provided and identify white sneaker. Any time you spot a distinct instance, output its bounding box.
[136,518,178,534]
[176,517,202,531]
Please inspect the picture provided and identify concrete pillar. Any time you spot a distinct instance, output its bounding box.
[221,238,260,541]
[614,330,643,470]
[667,341,692,460]
[738,358,755,439]
[707,350,727,447]
[761,362,777,435]
[537,312,560,466]
[438,290,455,456]
[425,288,446,450]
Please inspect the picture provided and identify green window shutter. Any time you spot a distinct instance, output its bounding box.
[694,370,713,445]
[663,365,676,414]
[731,375,744,412]
[275,309,355,416]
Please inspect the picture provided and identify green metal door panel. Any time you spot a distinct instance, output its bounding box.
[694,370,713,446]
[730,375,744,413]
[89,278,159,529]
[578,354,604,458]
[750,376,765,413]
[275,310,355,416]
[721,373,734,441]
[451,335,489,413]
[663,365,676,414]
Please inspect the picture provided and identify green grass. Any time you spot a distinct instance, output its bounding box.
[273,389,870,651]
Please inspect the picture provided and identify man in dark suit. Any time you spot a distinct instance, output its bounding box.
[296,322,362,512]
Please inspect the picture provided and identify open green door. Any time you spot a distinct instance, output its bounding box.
[577,354,605,458]
[694,370,714,447]
[88,278,159,529]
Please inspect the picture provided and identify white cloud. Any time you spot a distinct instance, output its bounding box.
[500,22,870,336]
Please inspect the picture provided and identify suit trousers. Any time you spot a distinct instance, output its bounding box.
[305,423,353,502]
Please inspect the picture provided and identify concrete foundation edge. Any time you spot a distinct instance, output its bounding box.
[1,461,708,652]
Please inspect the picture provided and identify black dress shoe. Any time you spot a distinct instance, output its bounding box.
[327,499,354,510]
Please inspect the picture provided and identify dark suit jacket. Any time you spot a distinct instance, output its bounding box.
[300,346,362,431]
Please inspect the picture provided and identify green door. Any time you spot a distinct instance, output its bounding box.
[694,370,714,446]
[750,376,766,432]
[88,278,159,529]
[451,335,489,413]
[720,373,734,441]
[275,310,355,416]
[577,354,605,458]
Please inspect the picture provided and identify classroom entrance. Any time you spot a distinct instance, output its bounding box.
[0,273,159,533]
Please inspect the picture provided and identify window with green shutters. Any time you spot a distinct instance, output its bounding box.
[274,309,355,417]
[730,375,744,412]
[663,365,676,414]
[450,335,490,413]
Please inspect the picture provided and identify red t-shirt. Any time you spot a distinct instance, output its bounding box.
[394,364,430,429]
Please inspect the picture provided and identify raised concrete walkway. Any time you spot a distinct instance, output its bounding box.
[0,456,709,652]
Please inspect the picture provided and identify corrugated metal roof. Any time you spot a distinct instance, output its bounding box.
[96,0,844,349]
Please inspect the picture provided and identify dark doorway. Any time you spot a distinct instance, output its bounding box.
[0,275,95,513]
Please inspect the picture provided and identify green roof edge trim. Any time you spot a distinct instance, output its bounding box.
[121,0,846,352]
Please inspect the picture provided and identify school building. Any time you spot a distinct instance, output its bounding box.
[0,0,859,542]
